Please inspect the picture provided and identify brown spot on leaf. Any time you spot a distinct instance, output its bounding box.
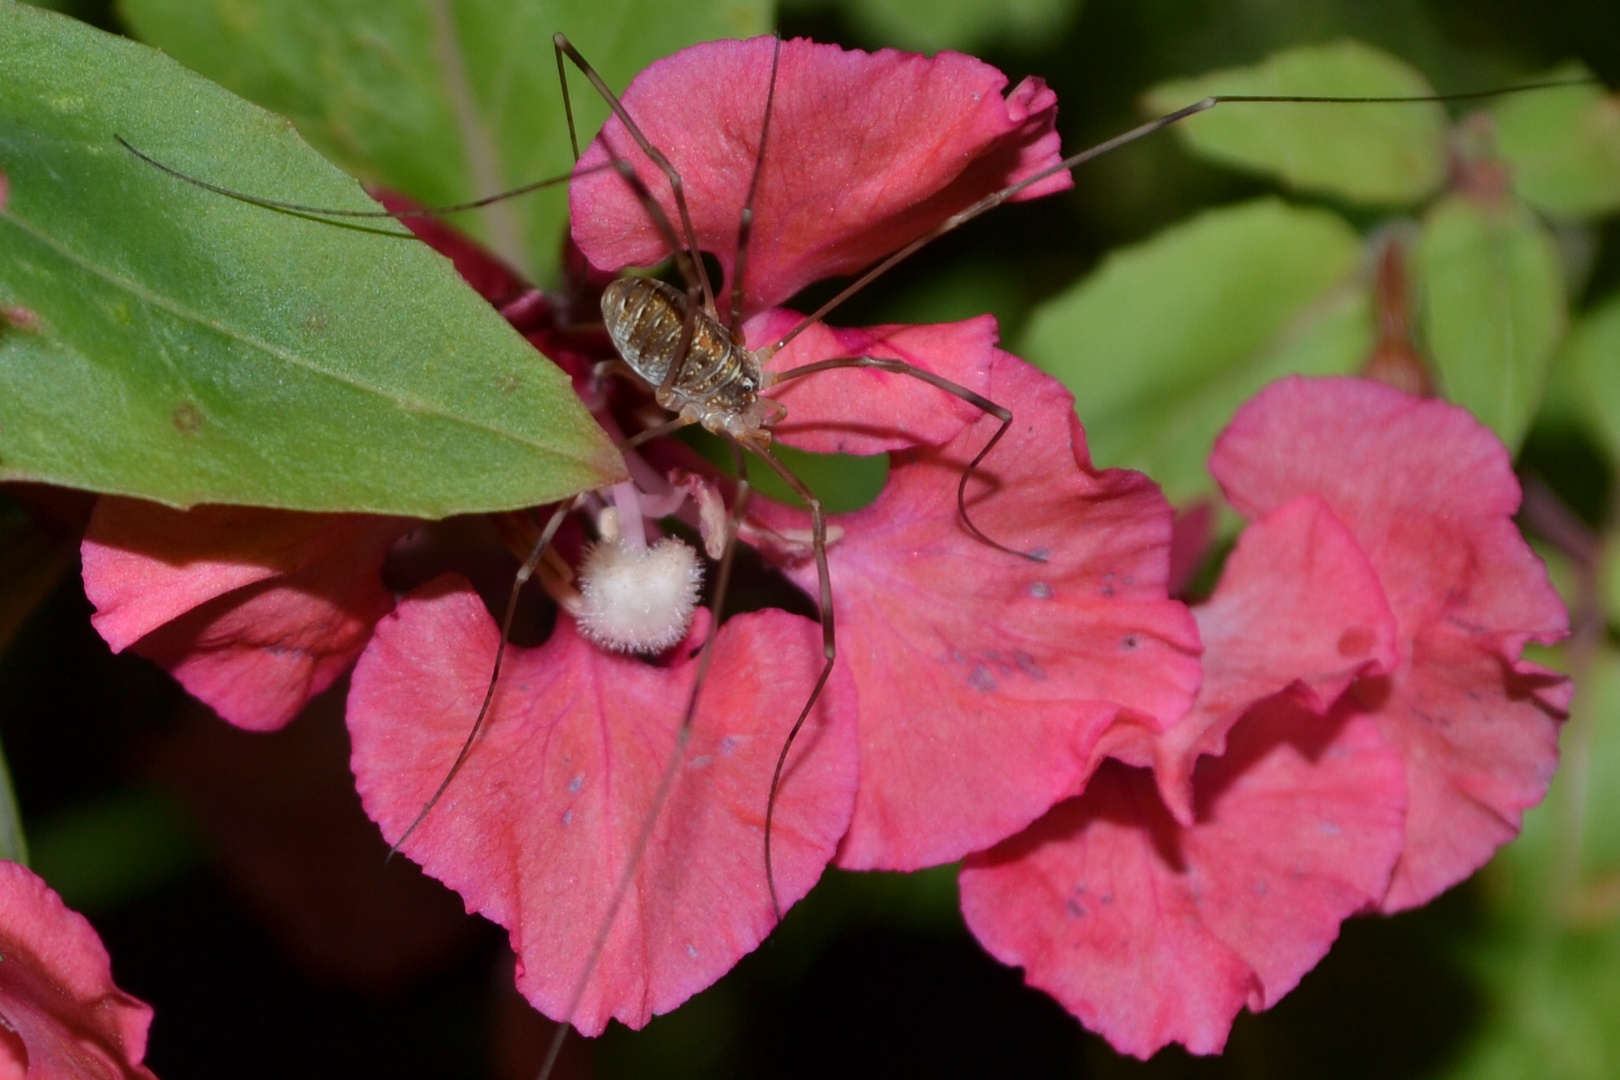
[172,402,204,436]
[1,305,41,333]
[303,309,329,334]
[494,371,522,394]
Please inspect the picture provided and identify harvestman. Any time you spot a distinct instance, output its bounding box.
[119,37,1594,1076]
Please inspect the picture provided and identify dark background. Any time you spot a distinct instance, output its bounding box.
[4,0,1617,1076]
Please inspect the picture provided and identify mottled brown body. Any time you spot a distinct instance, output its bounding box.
[600,277,779,446]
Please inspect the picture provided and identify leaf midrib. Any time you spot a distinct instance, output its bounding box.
[1,207,557,453]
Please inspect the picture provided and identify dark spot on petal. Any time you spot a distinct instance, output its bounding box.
[568,774,584,794]
[719,736,738,756]
[1101,585,1116,598]
[1350,675,1394,710]
[1027,546,1050,562]
[1014,651,1045,679]
[1028,582,1053,600]
[1337,626,1375,658]
[171,402,203,436]
[1121,634,1140,651]
[1066,899,1086,918]
[561,810,573,826]
[969,664,996,692]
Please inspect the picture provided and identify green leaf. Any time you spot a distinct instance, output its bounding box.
[1018,198,1369,505]
[1493,65,1620,221]
[0,1,624,516]
[825,0,1078,54]
[1143,40,1447,206]
[1416,194,1566,451]
[121,0,773,284]
[29,789,200,912]
[1568,289,1620,470]
[0,736,24,866]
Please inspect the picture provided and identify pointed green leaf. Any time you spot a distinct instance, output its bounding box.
[1018,198,1369,505]
[121,0,773,283]
[1493,65,1620,221]
[1416,194,1566,451]
[0,1,624,515]
[1144,40,1447,206]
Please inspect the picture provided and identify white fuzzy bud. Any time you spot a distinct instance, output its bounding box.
[575,536,704,654]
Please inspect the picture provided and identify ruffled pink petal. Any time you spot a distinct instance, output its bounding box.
[0,860,158,1079]
[1362,632,1568,910]
[1209,377,1571,908]
[746,310,997,454]
[347,577,858,1034]
[83,499,406,731]
[1210,376,1566,640]
[960,701,1406,1059]
[572,37,1069,315]
[754,350,1202,870]
[1148,496,1399,822]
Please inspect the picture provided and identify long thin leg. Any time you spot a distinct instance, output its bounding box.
[389,497,579,860]
[773,355,1043,562]
[747,446,834,921]
[117,135,608,221]
[536,440,755,1080]
[759,79,1596,357]
[727,35,783,338]
[556,47,708,403]
[553,33,717,317]
[594,157,704,401]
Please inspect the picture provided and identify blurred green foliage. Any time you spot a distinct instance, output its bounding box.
[2,0,1620,1078]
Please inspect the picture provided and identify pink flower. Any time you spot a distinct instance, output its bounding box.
[960,376,1570,1058]
[84,37,1202,1036]
[0,860,159,1079]
[349,37,1199,1032]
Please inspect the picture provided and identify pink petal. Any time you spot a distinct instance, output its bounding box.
[83,499,405,731]
[960,701,1406,1059]
[1150,496,1399,823]
[347,577,858,1034]
[756,350,1202,870]
[572,37,1069,315]
[747,310,997,454]
[1209,377,1571,908]
[0,861,158,1079]
[1364,632,1568,910]
[1210,376,1566,639]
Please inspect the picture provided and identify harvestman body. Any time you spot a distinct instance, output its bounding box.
[117,35,1595,1078]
